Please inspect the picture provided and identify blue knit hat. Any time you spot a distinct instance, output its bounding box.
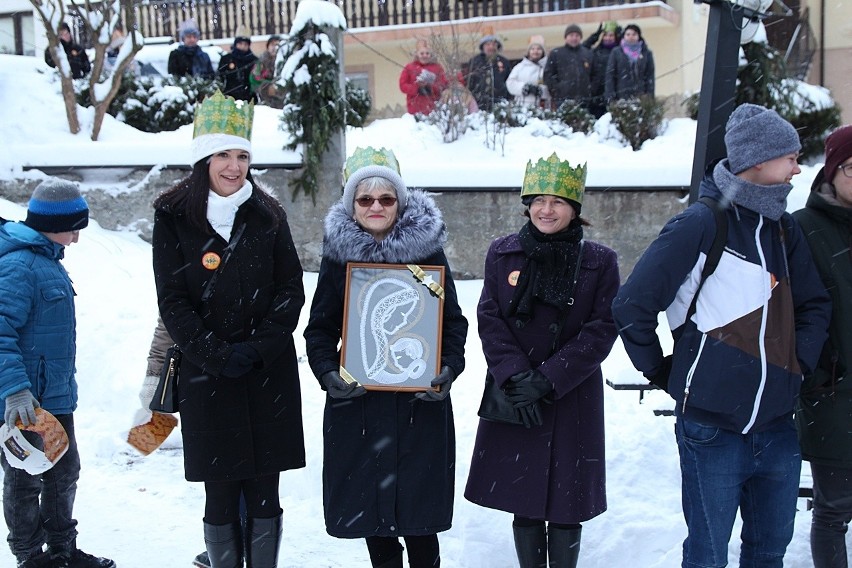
[25,179,89,233]
[724,104,801,174]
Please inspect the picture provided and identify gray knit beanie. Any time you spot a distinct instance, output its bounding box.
[26,178,89,233]
[724,103,801,174]
[564,24,582,38]
[342,166,409,216]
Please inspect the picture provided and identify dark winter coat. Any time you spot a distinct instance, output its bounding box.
[44,39,91,79]
[542,44,593,109]
[465,53,511,111]
[612,165,831,435]
[304,190,468,538]
[463,234,619,523]
[398,60,448,115]
[152,187,306,482]
[0,221,78,416]
[604,42,655,102]
[218,48,259,101]
[583,38,618,116]
[168,44,214,79]
[793,169,852,468]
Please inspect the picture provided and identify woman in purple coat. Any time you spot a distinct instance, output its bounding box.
[464,154,619,568]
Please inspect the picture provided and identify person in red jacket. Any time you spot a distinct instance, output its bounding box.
[398,40,448,116]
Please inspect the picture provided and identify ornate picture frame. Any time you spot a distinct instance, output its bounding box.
[340,263,445,391]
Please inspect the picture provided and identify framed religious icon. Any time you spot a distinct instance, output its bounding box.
[340,263,445,392]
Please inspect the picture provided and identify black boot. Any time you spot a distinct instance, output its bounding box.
[513,523,547,568]
[547,525,581,568]
[203,521,243,568]
[244,514,282,568]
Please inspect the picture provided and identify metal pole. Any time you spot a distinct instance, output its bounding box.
[689,0,742,203]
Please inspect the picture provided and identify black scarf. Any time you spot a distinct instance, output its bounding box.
[507,220,584,324]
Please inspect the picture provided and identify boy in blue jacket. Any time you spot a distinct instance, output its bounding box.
[0,180,114,568]
[612,104,831,567]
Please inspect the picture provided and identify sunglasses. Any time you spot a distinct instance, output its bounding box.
[355,195,397,208]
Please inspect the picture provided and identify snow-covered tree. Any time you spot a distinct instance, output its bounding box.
[30,0,144,140]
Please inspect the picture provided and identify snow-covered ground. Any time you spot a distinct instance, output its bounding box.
[0,48,840,567]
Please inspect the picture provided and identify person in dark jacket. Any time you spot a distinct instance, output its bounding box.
[583,21,620,117]
[464,154,619,568]
[604,23,655,104]
[250,36,284,108]
[465,33,511,112]
[44,22,91,79]
[612,104,831,567]
[152,90,305,568]
[543,24,594,111]
[792,124,852,568]
[218,32,258,102]
[167,19,214,79]
[0,180,115,568]
[304,147,467,568]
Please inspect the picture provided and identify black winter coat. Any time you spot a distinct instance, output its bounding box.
[542,44,593,108]
[44,39,91,79]
[793,170,852,468]
[152,187,306,482]
[218,49,258,101]
[605,42,655,102]
[466,53,511,111]
[304,190,468,538]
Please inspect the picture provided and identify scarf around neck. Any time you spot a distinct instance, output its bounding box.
[621,40,643,61]
[507,220,584,324]
[713,160,792,221]
[207,181,252,241]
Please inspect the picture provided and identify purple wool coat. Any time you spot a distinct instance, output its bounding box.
[464,233,619,523]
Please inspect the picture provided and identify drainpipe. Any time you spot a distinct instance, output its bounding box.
[819,0,825,85]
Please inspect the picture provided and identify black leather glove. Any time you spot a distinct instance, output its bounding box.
[418,85,432,96]
[518,401,543,428]
[321,371,367,399]
[416,366,455,402]
[643,355,673,392]
[522,83,541,97]
[505,369,553,408]
[221,344,261,379]
[588,22,603,44]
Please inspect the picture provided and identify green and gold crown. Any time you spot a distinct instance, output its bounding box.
[344,147,401,182]
[521,153,587,204]
[192,90,254,140]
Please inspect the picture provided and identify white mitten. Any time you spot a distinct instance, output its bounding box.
[139,375,159,409]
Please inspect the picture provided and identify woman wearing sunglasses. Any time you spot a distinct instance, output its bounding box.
[304,147,468,568]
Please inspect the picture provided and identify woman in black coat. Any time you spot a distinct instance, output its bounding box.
[304,148,467,568]
[604,23,655,104]
[152,91,305,568]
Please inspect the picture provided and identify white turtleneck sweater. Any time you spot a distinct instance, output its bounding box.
[206,181,252,241]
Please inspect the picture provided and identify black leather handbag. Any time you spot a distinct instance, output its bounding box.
[477,372,524,425]
[149,345,181,414]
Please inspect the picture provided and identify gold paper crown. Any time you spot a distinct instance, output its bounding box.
[521,153,587,204]
[344,147,401,181]
[192,90,254,141]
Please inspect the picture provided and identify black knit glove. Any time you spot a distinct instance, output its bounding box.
[588,23,603,45]
[643,355,673,392]
[221,344,261,379]
[418,85,432,96]
[321,371,367,399]
[522,83,541,97]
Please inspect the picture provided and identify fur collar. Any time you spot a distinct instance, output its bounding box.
[321,189,447,264]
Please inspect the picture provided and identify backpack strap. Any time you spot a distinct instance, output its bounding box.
[686,197,728,322]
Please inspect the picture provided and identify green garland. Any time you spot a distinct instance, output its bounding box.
[279,24,346,202]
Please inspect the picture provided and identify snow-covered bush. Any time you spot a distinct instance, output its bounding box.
[608,95,666,150]
[554,99,596,134]
[345,79,372,128]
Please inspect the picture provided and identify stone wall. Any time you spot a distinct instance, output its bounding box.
[1,167,687,280]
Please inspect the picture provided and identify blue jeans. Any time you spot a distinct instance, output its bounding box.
[810,462,852,568]
[675,416,801,568]
[1,413,80,562]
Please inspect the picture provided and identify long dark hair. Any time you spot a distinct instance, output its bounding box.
[153,161,284,232]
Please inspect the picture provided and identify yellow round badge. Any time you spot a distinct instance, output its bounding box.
[508,270,520,287]
[202,252,221,270]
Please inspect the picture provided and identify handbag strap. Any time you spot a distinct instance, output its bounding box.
[200,222,247,303]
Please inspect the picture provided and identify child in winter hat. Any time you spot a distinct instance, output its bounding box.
[25,178,89,233]
[724,103,801,174]
[823,124,852,185]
